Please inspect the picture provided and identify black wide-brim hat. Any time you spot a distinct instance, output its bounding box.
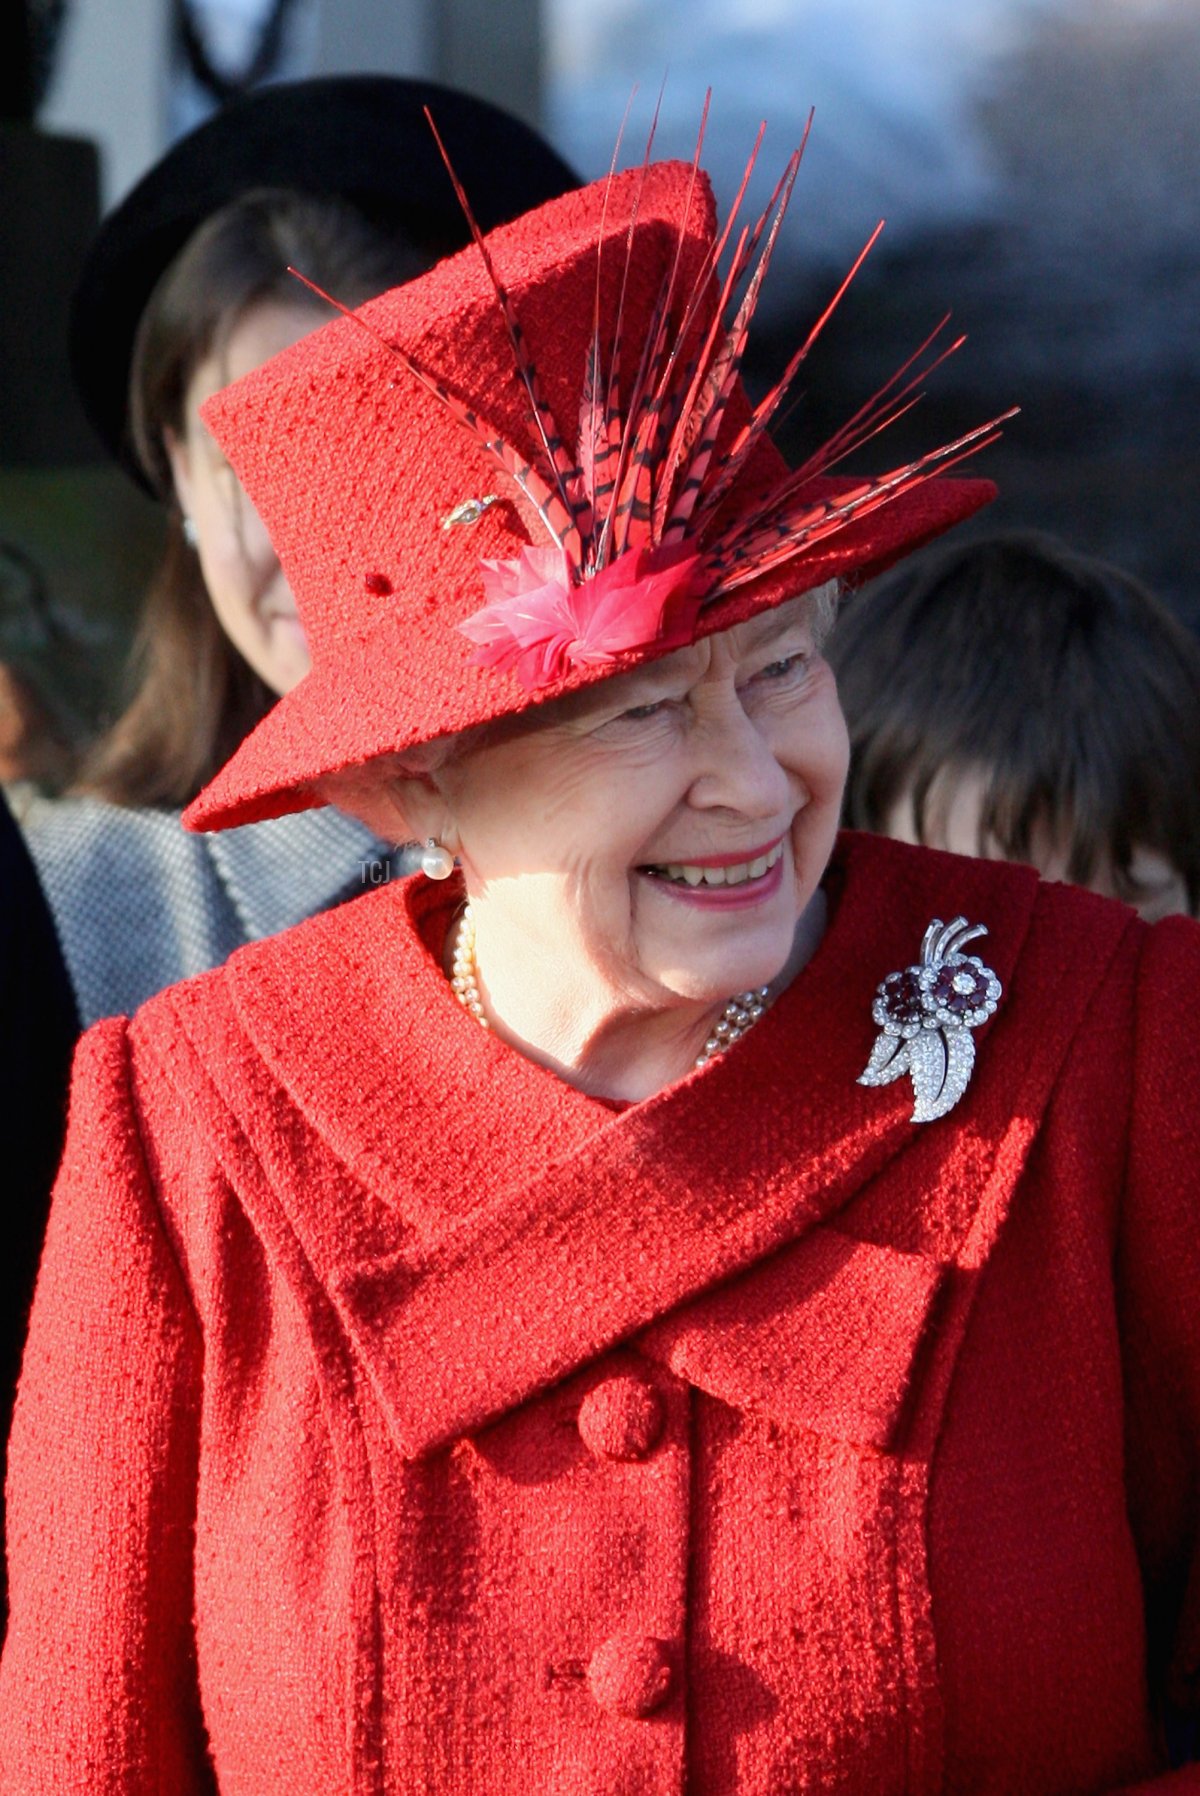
[69,75,580,490]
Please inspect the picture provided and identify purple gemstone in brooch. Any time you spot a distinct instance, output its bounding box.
[858,916,1002,1123]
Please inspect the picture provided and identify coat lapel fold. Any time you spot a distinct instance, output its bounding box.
[326,1077,921,1458]
[635,1226,947,1451]
[223,832,1094,1464]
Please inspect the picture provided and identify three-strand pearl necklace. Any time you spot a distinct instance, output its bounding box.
[450,903,770,1068]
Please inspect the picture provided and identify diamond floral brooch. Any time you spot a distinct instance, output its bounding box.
[858,917,1002,1123]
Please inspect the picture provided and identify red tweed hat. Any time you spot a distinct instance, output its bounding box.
[184,147,1006,833]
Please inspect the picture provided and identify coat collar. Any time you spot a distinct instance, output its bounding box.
[220,832,1126,1460]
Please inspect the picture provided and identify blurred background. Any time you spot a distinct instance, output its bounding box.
[4,0,1198,779]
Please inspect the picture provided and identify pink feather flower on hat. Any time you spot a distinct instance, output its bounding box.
[459,541,707,692]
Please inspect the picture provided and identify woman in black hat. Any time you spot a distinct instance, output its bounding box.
[11,75,578,1032]
[0,75,575,1638]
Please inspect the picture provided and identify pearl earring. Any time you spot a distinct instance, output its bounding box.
[182,516,198,548]
[420,837,455,880]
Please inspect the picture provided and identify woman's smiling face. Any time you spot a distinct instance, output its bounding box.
[428,592,849,1028]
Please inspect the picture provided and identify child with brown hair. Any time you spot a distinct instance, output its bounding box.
[829,530,1200,919]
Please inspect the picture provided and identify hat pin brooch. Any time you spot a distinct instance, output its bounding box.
[859,916,1002,1123]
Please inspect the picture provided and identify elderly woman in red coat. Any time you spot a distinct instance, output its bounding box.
[2,126,1199,1796]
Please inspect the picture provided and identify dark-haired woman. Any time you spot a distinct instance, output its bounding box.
[829,530,1200,920]
[0,72,576,1645]
[10,75,577,1029]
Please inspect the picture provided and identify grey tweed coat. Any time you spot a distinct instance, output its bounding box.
[9,788,411,1028]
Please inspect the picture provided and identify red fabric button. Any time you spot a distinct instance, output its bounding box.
[577,1375,664,1461]
[586,1633,674,1717]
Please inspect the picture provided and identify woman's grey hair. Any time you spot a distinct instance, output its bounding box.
[416,576,840,771]
[808,578,841,646]
[325,576,843,830]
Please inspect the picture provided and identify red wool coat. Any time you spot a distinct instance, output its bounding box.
[3,831,1200,1794]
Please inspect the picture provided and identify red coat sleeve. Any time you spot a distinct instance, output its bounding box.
[1114,915,1200,1792]
[0,1019,214,1794]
